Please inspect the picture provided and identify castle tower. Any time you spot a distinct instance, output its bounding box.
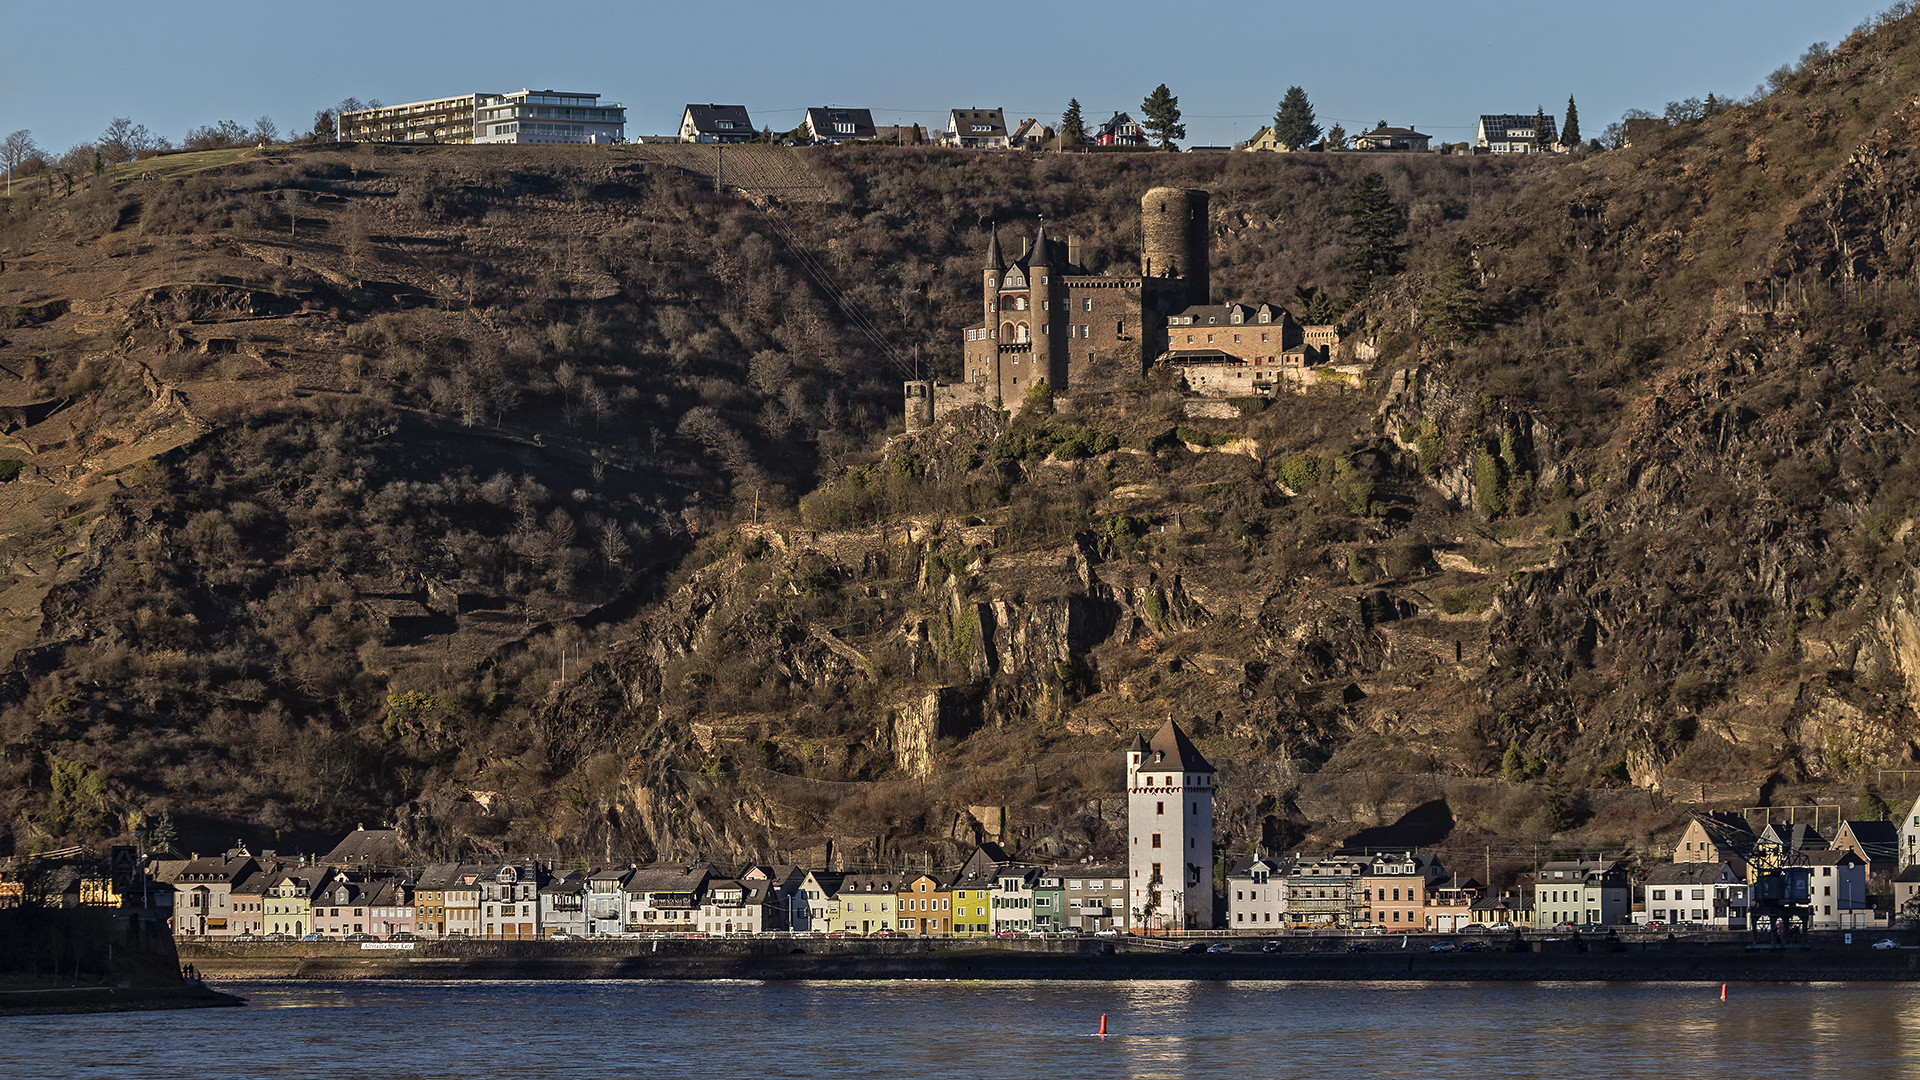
[903,380,933,432]
[1127,717,1215,930]
[1140,187,1210,306]
[983,223,1005,328]
[1029,225,1059,388]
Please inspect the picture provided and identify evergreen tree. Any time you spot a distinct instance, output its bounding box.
[1272,86,1321,150]
[1562,95,1580,146]
[1140,84,1185,148]
[1060,99,1088,146]
[1338,172,1403,306]
[1533,106,1551,152]
[1418,253,1484,344]
[1326,123,1347,150]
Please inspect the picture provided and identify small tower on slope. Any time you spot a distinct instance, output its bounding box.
[1127,717,1216,930]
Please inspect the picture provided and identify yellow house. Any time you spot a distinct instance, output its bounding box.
[830,872,897,934]
[948,863,998,937]
[263,868,330,936]
[1240,126,1293,152]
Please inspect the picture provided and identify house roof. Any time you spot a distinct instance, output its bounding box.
[1477,114,1558,142]
[1227,853,1282,877]
[1643,862,1733,886]
[683,104,754,135]
[949,108,1007,138]
[804,106,877,141]
[540,871,586,896]
[320,826,414,868]
[1835,819,1900,859]
[1169,302,1285,326]
[1800,849,1864,866]
[415,863,461,890]
[1356,125,1430,139]
[159,854,257,885]
[1141,717,1214,773]
[1893,864,1920,883]
[1758,822,1828,851]
[1685,812,1759,854]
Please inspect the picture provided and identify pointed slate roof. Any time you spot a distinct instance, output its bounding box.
[985,225,1005,272]
[1142,717,1213,773]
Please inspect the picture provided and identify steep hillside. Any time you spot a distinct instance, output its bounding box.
[8,9,1920,881]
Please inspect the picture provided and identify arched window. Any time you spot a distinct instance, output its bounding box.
[1015,323,1030,342]
[999,322,1012,340]
[1013,295,1028,311]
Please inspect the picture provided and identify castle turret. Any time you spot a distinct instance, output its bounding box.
[1140,187,1210,306]
[984,224,1005,326]
[1030,226,1060,387]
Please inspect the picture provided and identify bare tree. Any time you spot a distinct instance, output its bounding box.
[2,129,37,194]
[252,115,279,144]
[98,117,156,163]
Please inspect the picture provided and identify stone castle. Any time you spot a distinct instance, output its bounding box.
[906,186,1337,430]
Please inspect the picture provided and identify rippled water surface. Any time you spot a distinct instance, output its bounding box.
[10,979,1918,1079]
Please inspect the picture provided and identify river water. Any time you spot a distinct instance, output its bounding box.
[9,979,1917,1078]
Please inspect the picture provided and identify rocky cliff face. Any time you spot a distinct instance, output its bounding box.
[14,15,1920,872]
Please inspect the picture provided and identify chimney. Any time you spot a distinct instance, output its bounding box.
[1068,235,1082,269]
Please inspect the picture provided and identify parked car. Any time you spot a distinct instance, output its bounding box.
[1345,941,1369,953]
[298,933,324,942]
[233,933,259,942]
[1260,940,1281,954]
[263,932,292,942]
[1180,941,1209,954]
[1873,938,1900,950]
[1206,943,1233,954]
[1429,941,1458,953]
[1094,928,1122,937]
[1458,924,1489,934]
[868,929,895,938]
[1461,940,1489,952]
[345,933,375,942]
[389,932,418,941]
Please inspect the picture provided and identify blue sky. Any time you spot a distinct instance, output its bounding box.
[0,0,1893,153]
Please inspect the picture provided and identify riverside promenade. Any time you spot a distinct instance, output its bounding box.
[179,932,1920,983]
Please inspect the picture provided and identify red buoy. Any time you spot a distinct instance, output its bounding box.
[1099,1014,1108,1035]
[1720,984,1727,1002]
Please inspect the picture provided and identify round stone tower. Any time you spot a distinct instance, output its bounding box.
[904,380,934,433]
[1140,187,1210,305]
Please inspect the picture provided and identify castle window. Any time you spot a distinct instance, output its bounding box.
[1083,298,1092,311]
[989,302,997,312]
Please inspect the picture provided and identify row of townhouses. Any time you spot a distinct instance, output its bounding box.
[8,717,1915,940]
[335,86,1573,155]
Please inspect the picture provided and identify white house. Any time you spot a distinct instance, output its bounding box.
[1226,853,1288,932]
[1475,113,1556,154]
[680,104,755,144]
[1532,858,1630,928]
[947,108,1009,148]
[1637,862,1750,928]
[1802,849,1872,929]
[1127,718,1216,930]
